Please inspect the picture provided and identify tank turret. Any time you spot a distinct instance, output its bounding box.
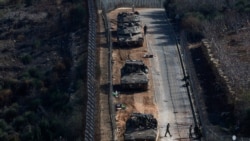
[124,113,158,141]
[120,60,148,90]
[117,12,144,47]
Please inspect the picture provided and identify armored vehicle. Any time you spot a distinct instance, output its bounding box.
[117,12,144,47]
[120,60,148,90]
[117,22,144,46]
[124,113,158,141]
[117,11,140,24]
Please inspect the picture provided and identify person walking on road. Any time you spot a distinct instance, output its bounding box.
[189,125,193,138]
[165,123,172,137]
[143,24,147,35]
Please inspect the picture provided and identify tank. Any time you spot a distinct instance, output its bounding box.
[117,11,140,24]
[117,12,144,47]
[124,113,158,141]
[120,60,148,90]
[117,22,144,47]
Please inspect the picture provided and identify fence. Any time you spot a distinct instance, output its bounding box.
[99,0,164,12]
[180,30,250,141]
[84,0,97,140]
[164,8,243,141]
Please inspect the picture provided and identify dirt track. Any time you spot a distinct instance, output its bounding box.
[108,8,158,140]
[97,10,113,141]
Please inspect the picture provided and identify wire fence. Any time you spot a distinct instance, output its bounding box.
[180,31,250,141]
[99,0,164,12]
[84,0,97,140]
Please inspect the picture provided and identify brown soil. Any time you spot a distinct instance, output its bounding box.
[96,10,112,140]
[107,8,158,140]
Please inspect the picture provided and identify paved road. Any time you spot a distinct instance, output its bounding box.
[139,9,195,141]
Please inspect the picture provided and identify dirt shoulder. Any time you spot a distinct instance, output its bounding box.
[96,10,113,141]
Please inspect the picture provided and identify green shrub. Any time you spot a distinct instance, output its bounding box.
[0,119,8,130]
[198,4,217,19]
[0,89,12,106]
[53,62,66,73]
[76,56,87,81]
[41,89,69,111]
[33,79,44,89]
[28,68,41,79]
[21,55,32,65]
[69,4,86,28]
[39,118,53,141]
[34,40,41,49]
[163,0,177,18]
[0,129,8,141]
[181,14,204,42]
[24,111,38,123]
[20,130,34,141]
[3,103,19,122]
[0,0,9,5]
[19,71,30,79]
[64,112,82,139]
[12,116,27,131]
[235,0,250,13]
[27,99,41,110]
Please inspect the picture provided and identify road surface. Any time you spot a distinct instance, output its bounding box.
[139,9,195,141]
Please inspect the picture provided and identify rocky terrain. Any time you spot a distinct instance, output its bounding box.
[0,0,88,140]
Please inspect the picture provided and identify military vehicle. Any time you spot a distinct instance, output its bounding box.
[117,12,144,47]
[117,11,140,24]
[120,60,148,90]
[124,113,158,141]
[117,23,144,46]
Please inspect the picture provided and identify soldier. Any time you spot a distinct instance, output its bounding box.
[144,24,147,35]
[165,123,172,137]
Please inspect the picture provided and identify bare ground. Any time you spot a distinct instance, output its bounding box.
[96,10,113,141]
